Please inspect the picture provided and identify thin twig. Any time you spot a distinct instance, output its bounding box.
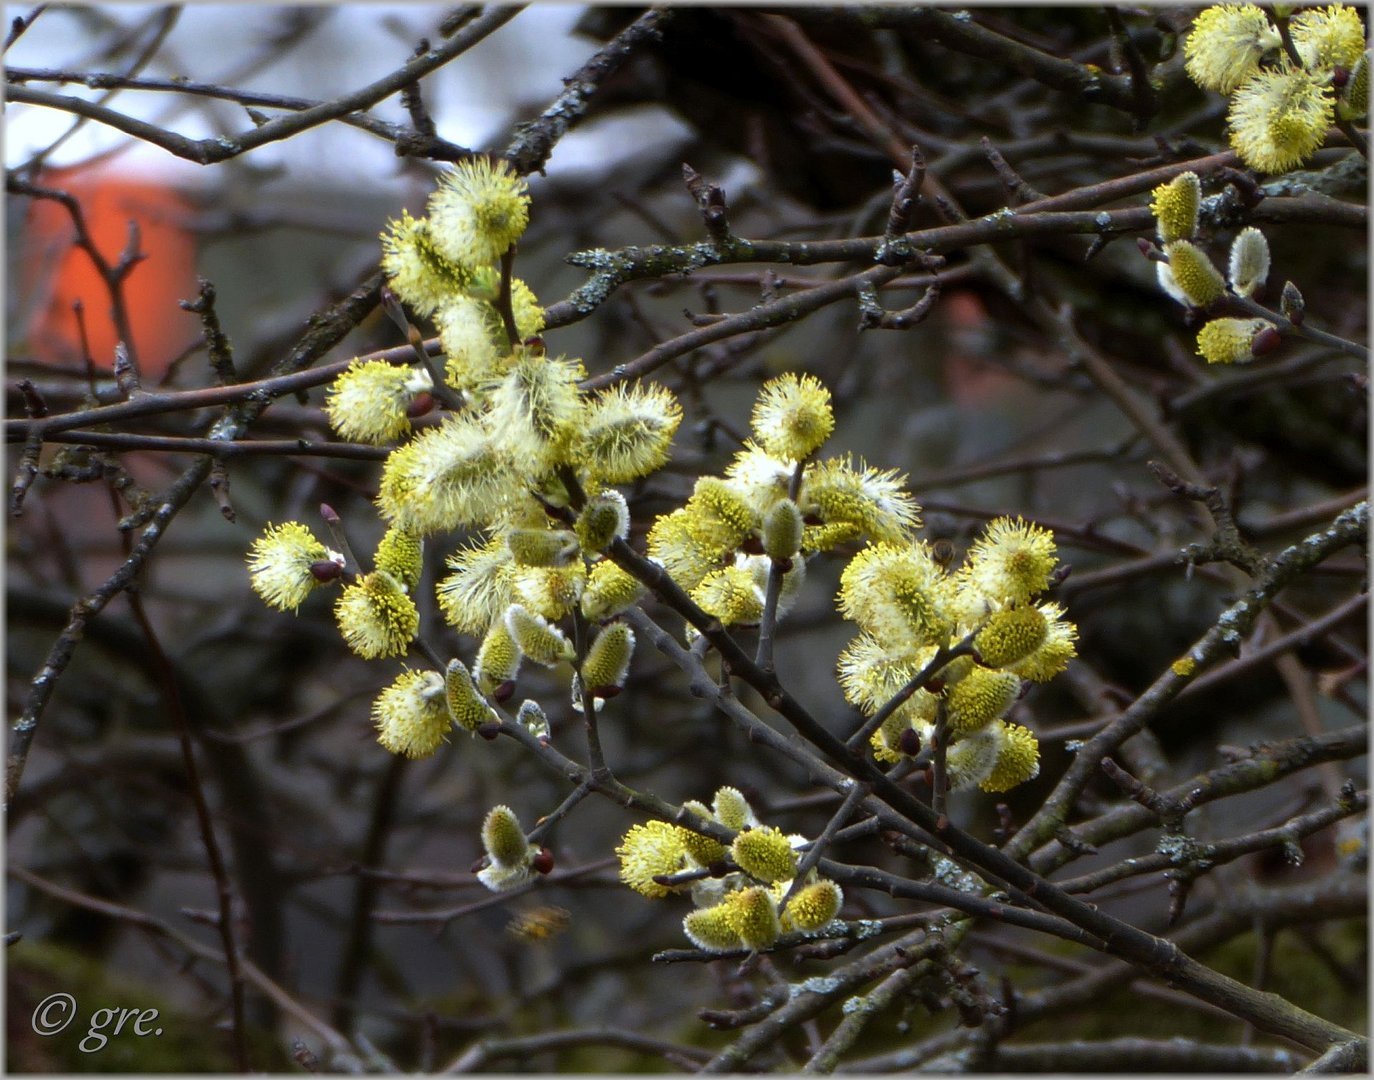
[5,8,519,165]
[122,588,250,1070]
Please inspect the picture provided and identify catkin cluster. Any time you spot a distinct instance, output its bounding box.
[1148,170,1283,364]
[617,787,844,952]
[836,516,1074,792]
[1184,3,1366,173]
[247,156,680,773]
[246,151,1079,917]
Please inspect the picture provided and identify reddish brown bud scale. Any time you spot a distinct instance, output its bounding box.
[1251,326,1283,356]
[1332,66,1350,89]
[310,559,343,583]
[899,727,922,757]
[477,721,502,741]
[532,847,555,874]
[493,679,517,704]
[406,391,436,418]
[740,536,765,555]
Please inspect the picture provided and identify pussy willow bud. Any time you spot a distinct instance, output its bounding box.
[944,726,1001,790]
[1280,281,1305,326]
[481,804,530,869]
[761,498,804,561]
[506,528,579,567]
[724,886,781,950]
[974,606,1049,669]
[1337,52,1368,120]
[575,491,630,553]
[475,620,521,696]
[731,826,798,884]
[678,805,726,866]
[581,622,635,694]
[981,722,1042,793]
[786,880,843,931]
[374,527,424,594]
[581,560,646,621]
[446,658,498,731]
[1163,240,1226,307]
[1196,318,1274,364]
[1226,227,1270,299]
[516,699,550,741]
[712,786,758,830]
[683,903,741,953]
[945,668,1021,736]
[505,604,574,666]
[1150,171,1201,244]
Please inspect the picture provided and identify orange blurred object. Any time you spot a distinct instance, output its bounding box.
[938,288,1024,407]
[18,164,202,379]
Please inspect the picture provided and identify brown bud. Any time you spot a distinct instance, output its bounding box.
[1280,281,1305,326]
[1251,325,1283,356]
[492,679,517,704]
[476,722,501,741]
[899,727,922,757]
[406,391,436,418]
[531,847,555,875]
[740,536,765,556]
[310,559,343,583]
